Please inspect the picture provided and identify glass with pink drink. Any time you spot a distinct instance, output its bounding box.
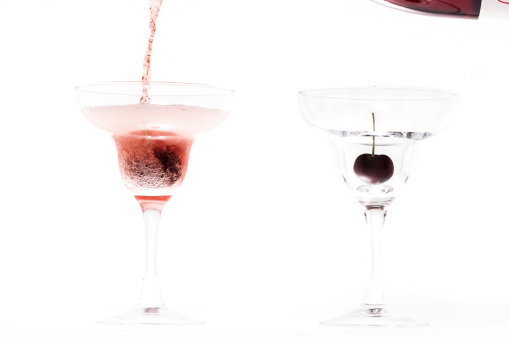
[77,82,233,325]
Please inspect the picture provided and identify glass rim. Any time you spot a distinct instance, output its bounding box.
[298,85,457,101]
[367,0,476,20]
[75,81,234,97]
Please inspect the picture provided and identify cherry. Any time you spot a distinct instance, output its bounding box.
[353,154,394,184]
[353,112,394,184]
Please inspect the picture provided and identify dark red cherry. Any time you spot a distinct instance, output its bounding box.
[353,154,394,185]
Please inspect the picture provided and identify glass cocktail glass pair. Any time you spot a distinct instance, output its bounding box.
[77,82,455,327]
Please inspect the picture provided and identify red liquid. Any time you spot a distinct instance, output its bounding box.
[83,103,228,209]
[383,0,481,16]
[135,195,172,211]
[114,130,193,198]
[140,0,164,103]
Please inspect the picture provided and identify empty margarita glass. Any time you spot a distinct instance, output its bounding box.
[299,86,455,327]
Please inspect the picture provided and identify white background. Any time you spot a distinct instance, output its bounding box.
[1,0,509,336]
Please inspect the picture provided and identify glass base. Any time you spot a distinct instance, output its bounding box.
[96,306,205,326]
[320,305,428,328]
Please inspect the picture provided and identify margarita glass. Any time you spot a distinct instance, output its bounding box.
[77,81,233,325]
[299,86,455,327]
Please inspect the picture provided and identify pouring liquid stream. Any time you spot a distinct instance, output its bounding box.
[140,0,164,104]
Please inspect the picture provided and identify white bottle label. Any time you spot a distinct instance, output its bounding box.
[480,0,509,21]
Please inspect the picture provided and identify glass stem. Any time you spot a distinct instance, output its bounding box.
[361,206,387,307]
[137,208,165,308]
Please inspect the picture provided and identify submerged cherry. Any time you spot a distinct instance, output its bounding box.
[353,154,394,184]
[353,112,394,185]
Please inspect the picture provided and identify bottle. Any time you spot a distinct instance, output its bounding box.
[372,0,509,20]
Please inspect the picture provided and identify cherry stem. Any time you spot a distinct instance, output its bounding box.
[371,112,375,157]
[144,126,151,143]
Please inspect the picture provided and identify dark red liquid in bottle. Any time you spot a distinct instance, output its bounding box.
[383,0,482,17]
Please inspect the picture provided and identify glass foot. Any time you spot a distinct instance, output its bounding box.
[321,305,428,327]
[97,306,205,326]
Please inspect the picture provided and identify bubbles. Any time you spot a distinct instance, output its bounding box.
[113,131,193,195]
[357,185,394,195]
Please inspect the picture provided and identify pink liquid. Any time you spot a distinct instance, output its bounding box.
[134,195,172,211]
[140,0,164,103]
[83,104,228,136]
[84,104,228,208]
[383,0,481,16]
[114,130,193,197]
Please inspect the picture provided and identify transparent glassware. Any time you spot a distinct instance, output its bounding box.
[299,86,456,327]
[76,82,233,325]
